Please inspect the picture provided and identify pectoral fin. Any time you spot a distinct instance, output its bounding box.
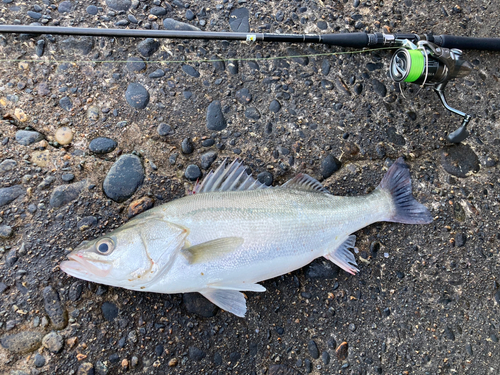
[181,237,244,264]
[324,235,359,275]
[200,288,247,317]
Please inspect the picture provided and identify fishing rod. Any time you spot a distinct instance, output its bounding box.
[1,24,500,142]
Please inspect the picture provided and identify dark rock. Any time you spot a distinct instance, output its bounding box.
[287,48,309,65]
[320,155,342,179]
[182,64,200,78]
[155,344,164,356]
[213,352,222,365]
[327,338,337,349]
[27,11,42,19]
[372,79,387,96]
[101,302,119,321]
[15,130,43,146]
[61,36,94,55]
[455,232,466,247]
[33,353,45,367]
[333,76,351,96]
[229,8,249,32]
[317,21,328,30]
[200,151,217,170]
[321,59,330,75]
[304,358,312,373]
[257,171,273,186]
[43,286,68,330]
[181,137,194,154]
[268,365,302,375]
[77,362,95,375]
[444,326,455,340]
[202,139,215,147]
[38,176,55,190]
[149,69,165,78]
[308,340,319,359]
[77,216,98,231]
[59,96,73,111]
[150,6,167,16]
[106,0,131,11]
[186,9,195,20]
[235,88,252,104]
[336,341,348,361]
[0,159,16,174]
[89,137,117,154]
[157,123,173,136]
[354,83,363,95]
[6,249,18,267]
[0,225,13,238]
[125,83,149,109]
[269,100,281,113]
[103,154,144,203]
[366,62,383,71]
[42,331,64,353]
[0,331,42,353]
[441,144,480,178]
[189,346,206,361]
[163,18,200,31]
[229,351,241,363]
[183,293,218,317]
[69,281,84,301]
[137,38,159,57]
[386,127,406,145]
[61,173,74,182]
[126,57,146,72]
[49,180,87,207]
[206,101,227,131]
[212,56,225,72]
[0,185,25,207]
[184,165,201,181]
[466,343,473,356]
[86,5,98,15]
[406,111,417,121]
[228,60,239,74]
[245,107,261,120]
[304,259,340,279]
[58,1,72,12]
[321,351,330,365]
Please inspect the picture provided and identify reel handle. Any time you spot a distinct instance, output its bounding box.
[434,83,472,143]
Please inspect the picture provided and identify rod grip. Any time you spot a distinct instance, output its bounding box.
[320,33,369,48]
[435,35,500,51]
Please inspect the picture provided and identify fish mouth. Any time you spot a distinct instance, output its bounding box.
[60,253,112,279]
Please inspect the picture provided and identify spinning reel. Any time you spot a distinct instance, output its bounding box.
[389,40,473,143]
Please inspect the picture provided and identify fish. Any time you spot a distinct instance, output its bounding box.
[60,157,432,317]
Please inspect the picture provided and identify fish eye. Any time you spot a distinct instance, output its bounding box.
[95,238,115,255]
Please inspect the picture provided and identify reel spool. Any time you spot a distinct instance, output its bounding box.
[389,40,473,143]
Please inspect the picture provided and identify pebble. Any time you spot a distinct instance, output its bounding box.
[163,18,200,31]
[125,83,150,109]
[87,106,99,121]
[38,175,56,190]
[189,346,206,361]
[228,60,239,74]
[127,196,154,218]
[371,79,387,97]
[150,6,167,16]
[89,137,117,154]
[229,8,249,32]
[0,225,13,238]
[354,83,363,95]
[245,107,261,120]
[0,159,16,174]
[269,100,281,113]
[257,171,273,186]
[58,1,73,12]
[206,101,227,131]
[27,11,42,19]
[30,150,51,167]
[126,57,146,72]
[348,323,356,331]
[106,0,131,11]
[181,137,194,154]
[42,331,64,353]
[455,232,466,247]
[235,88,252,104]
[157,123,172,136]
[149,69,165,78]
[35,40,44,56]
[77,362,95,375]
[304,259,339,279]
[444,326,455,340]
[0,185,25,207]
[43,286,68,329]
[61,173,74,182]
[168,358,178,367]
[200,151,217,170]
[103,154,144,203]
[59,96,73,111]
[54,126,73,145]
[321,351,330,365]
[320,155,342,179]
[137,38,159,57]
[77,216,98,230]
[182,64,201,78]
[287,48,309,66]
[69,281,84,301]
[308,340,319,359]
[0,331,43,353]
[183,292,218,317]
[33,353,46,367]
[5,248,18,267]
[336,341,349,361]
[15,130,43,146]
[386,127,406,145]
[184,165,201,181]
[61,36,94,55]
[441,144,479,178]
[304,358,312,373]
[86,5,98,15]
[101,302,119,321]
[49,180,87,207]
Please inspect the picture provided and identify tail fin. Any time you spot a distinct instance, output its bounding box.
[378,158,432,224]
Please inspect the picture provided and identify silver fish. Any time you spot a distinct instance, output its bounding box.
[61,158,432,317]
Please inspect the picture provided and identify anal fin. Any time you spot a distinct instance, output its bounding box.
[199,288,247,317]
[324,235,359,275]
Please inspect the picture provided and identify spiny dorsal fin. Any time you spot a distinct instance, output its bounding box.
[192,159,269,194]
[281,173,330,193]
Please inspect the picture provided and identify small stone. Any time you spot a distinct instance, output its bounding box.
[386,127,406,145]
[444,326,455,340]
[269,100,281,113]
[372,79,387,97]
[245,107,260,120]
[61,173,74,182]
[58,1,73,13]
[320,155,342,179]
[321,351,330,365]
[354,83,363,95]
[304,358,312,373]
[182,64,201,78]
[54,126,73,145]
[336,341,348,361]
[163,18,200,31]
[77,216,98,231]
[35,39,45,56]
[188,346,206,361]
[150,6,167,16]
[49,180,87,207]
[59,96,73,111]
[206,101,227,131]
[14,108,28,122]
[77,362,94,375]
[0,225,13,239]
[87,106,99,121]
[181,137,194,154]
[184,165,201,181]
[106,0,131,11]
[27,11,42,19]
[0,185,25,207]
[441,144,480,178]
[257,171,273,186]
[455,232,466,247]
[0,159,17,174]
[168,358,178,367]
[228,60,238,74]
[61,36,94,55]
[186,9,195,20]
[15,130,43,146]
[6,249,18,267]
[125,83,149,109]
[287,48,309,66]
[103,154,144,203]
[42,331,64,353]
[157,123,172,136]
[38,175,56,190]
[149,69,165,78]
[304,259,339,279]
[127,196,154,218]
[183,293,218,317]
[101,302,119,321]
[86,5,98,15]
[126,57,146,72]
[0,331,43,353]
[31,150,51,167]
[43,286,68,329]
[200,151,217,170]
[69,281,84,301]
[348,323,356,331]
[308,340,319,359]
[89,137,117,154]
[235,88,252,104]
[321,59,330,75]
[137,38,160,57]
[33,353,46,367]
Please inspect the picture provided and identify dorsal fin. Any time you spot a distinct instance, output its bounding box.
[281,173,329,193]
[192,159,269,194]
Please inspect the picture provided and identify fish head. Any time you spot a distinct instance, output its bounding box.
[60,214,188,288]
